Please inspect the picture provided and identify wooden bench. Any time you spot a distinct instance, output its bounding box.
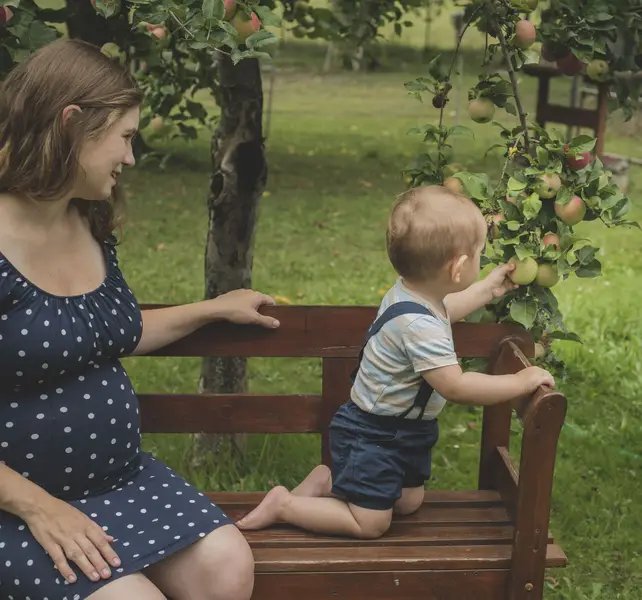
[136,304,568,600]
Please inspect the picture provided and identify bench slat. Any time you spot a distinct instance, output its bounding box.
[251,544,567,573]
[222,505,510,526]
[207,490,503,507]
[139,305,532,358]
[253,570,508,600]
[242,524,554,548]
[212,495,510,527]
[139,394,322,433]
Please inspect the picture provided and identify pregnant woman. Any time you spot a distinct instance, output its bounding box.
[0,39,279,600]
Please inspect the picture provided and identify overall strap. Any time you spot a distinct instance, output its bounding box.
[351,301,438,420]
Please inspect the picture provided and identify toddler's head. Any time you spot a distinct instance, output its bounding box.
[386,185,487,293]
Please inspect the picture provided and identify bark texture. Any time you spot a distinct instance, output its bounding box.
[192,54,266,467]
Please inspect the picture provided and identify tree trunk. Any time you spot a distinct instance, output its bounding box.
[190,54,267,469]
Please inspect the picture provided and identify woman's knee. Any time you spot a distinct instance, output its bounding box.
[195,525,255,600]
[87,573,166,600]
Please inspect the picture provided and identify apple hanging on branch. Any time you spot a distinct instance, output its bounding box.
[401,0,640,372]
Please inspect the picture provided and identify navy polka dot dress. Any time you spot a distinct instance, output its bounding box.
[0,239,233,599]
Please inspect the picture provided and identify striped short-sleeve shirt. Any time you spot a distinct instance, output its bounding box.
[350,278,459,420]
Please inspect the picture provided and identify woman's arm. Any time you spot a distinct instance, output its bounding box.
[130,289,280,356]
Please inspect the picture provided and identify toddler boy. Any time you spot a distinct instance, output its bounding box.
[237,185,554,539]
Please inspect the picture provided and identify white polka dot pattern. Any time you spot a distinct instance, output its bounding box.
[0,241,232,598]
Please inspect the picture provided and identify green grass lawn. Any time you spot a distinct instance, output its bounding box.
[103,7,642,599]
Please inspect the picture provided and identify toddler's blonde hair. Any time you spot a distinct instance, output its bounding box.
[386,185,487,281]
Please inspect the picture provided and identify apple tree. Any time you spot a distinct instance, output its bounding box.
[402,0,641,374]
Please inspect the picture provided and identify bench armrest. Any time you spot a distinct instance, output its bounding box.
[479,338,568,599]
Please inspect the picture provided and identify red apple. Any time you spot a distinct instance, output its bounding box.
[151,26,166,39]
[541,42,559,62]
[542,232,560,250]
[0,5,13,23]
[564,145,593,170]
[512,20,537,50]
[230,10,261,41]
[555,195,586,226]
[489,213,505,240]
[556,51,585,76]
[224,0,237,20]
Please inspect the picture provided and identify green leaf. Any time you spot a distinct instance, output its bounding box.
[555,186,572,206]
[448,125,475,139]
[536,146,549,165]
[515,244,536,260]
[522,193,542,220]
[548,331,583,343]
[202,0,223,19]
[569,135,597,154]
[245,29,277,49]
[576,245,598,265]
[507,176,527,192]
[185,99,208,121]
[522,49,540,65]
[453,172,489,199]
[404,79,430,93]
[510,298,537,329]
[253,4,282,27]
[506,220,521,231]
[575,259,602,278]
[504,102,517,116]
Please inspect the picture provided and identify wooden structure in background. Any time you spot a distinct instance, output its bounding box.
[523,63,610,157]
[136,304,568,600]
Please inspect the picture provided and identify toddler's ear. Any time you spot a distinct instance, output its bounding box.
[450,254,469,283]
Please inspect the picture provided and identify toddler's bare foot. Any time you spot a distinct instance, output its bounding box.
[291,464,333,497]
[236,486,290,530]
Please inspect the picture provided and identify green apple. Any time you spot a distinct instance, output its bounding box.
[535,263,560,288]
[534,173,561,199]
[508,256,539,285]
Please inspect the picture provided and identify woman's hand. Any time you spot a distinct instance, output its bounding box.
[213,289,280,329]
[24,496,121,584]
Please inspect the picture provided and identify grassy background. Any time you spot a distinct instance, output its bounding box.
[86,2,642,598]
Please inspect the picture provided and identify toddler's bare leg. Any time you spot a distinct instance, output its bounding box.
[291,464,334,497]
[393,486,425,515]
[237,486,392,539]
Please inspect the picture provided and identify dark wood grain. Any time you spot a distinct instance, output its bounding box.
[241,523,554,549]
[478,338,517,489]
[495,446,519,520]
[509,386,568,598]
[251,544,567,573]
[252,570,508,600]
[207,489,503,507]
[139,393,322,433]
[138,304,532,358]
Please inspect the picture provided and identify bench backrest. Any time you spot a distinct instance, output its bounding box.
[136,305,532,464]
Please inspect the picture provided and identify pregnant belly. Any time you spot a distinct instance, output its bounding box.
[0,361,142,499]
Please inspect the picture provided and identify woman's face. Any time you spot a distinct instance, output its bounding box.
[74,106,140,201]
